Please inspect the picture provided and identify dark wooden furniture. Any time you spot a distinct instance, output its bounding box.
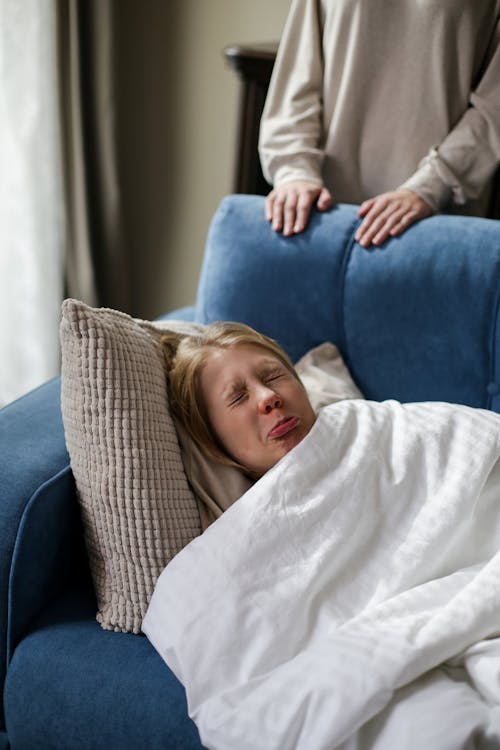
[224,43,277,196]
[489,171,500,220]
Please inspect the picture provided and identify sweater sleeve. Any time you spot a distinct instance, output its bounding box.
[401,13,500,212]
[258,0,325,188]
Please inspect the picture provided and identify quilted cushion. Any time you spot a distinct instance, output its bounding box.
[60,299,202,633]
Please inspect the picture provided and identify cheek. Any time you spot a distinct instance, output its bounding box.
[209,410,230,444]
[221,415,259,461]
[209,409,247,453]
[290,383,311,408]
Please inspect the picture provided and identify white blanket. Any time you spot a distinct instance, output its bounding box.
[143,400,500,750]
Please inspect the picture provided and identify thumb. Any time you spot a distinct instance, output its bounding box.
[317,187,333,211]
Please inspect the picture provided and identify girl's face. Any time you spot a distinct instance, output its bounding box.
[200,344,316,478]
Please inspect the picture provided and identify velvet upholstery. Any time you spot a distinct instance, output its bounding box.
[197,195,500,407]
[0,380,76,731]
[4,592,200,750]
[1,194,499,749]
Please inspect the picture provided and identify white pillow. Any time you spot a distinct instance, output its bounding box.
[295,341,364,411]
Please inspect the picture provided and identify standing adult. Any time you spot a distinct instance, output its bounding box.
[259,0,500,245]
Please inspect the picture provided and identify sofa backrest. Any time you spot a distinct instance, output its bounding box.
[196,194,500,412]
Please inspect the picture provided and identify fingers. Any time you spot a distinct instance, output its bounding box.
[356,201,409,247]
[357,197,375,218]
[317,187,334,212]
[266,186,431,244]
[265,192,275,223]
[355,190,432,247]
[265,181,331,237]
[293,193,313,234]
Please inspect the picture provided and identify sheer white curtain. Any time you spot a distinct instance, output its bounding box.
[0,0,65,406]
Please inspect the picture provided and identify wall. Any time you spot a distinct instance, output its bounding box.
[116,0,289,319]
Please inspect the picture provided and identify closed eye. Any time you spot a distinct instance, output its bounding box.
[264,369,285,383]
[229,391,247,407]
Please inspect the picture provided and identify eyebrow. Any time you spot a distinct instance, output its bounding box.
[222,379,246,401]
[221,359,284,401]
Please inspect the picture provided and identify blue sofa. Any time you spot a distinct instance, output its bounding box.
[1,195,500,749]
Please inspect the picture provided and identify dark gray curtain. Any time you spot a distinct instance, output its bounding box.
[57,0,131,311]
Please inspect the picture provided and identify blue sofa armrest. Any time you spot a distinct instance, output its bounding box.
[0,378,90,734]
[2,304,207,750]
[0,305,207,744]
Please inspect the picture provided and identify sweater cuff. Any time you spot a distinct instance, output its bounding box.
[268,155,324,189]
[400,149,465,212]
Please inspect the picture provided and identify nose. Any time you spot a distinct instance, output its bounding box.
[259,388,282,414]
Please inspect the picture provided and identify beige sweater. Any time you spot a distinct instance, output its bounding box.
[259,0,500,215]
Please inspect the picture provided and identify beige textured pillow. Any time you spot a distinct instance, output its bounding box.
[60,299,202,633]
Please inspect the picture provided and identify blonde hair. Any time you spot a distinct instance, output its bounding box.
[162,321,300,467]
